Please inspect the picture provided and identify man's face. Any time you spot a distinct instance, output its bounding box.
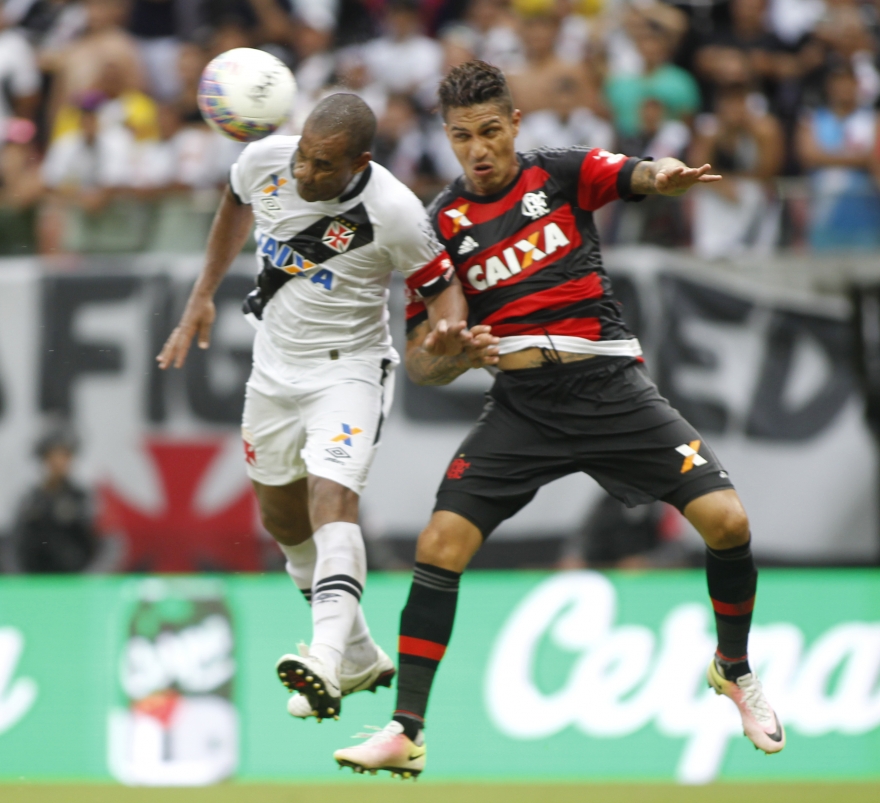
[445,102,521,196]
[293,127,370,202]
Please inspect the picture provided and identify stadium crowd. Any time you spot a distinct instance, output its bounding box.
[2,0,880,255]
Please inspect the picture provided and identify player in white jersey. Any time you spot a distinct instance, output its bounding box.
[158,94,484,723]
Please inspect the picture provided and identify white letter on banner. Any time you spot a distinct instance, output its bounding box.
[793,623,880,735]
[485,574,880,785]
[0,627,38,735]
[485,572,618,738]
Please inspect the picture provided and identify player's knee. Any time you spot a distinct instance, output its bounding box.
[309,476,359,525]
[703,504,750,550]
[260,506,307,546]
[415,514,481,573]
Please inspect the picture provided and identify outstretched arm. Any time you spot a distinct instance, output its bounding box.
[631,158,722,197]
[157,186,253,369]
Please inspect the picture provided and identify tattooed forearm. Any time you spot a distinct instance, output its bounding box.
[404,320,474,385]
[630,157,684,195]
[406,346,472,386]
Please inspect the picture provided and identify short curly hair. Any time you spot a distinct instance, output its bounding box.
[438,60,513,119]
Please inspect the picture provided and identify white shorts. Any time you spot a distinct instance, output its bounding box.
[241,352,397,495]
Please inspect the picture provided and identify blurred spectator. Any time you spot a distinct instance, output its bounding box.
[43,0,146,126]
[373,92,430,191]
[172,40,209,121]
[363,0,443,99]
[689,83,784,258]
[289,16,335,100]
[133,102,240,191]
[463,0,524,70]
[597,0,689,79]
[611,95,691,247]
[11,426,98,574]
[796,63,880,251]
[506,7,597,115]
[39,90,136,251]
[0,10,41,130]
[127,0,185,101]
[803,3,880,109]
[0,117,42,253]
[618,95,691,161]
[331,47,388,118]
[605,11,699,138]
[516,74,614,151]
[695,0,785,107]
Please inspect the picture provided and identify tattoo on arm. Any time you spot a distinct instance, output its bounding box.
[405,323,472,386]
[630,157,685,195]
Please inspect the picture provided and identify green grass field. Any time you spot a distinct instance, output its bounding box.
[3,783,879,803]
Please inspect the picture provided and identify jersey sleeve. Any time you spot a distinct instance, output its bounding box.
[383,188,455,299]
[533,147,644,211]
[228,139,272,204]
[228,160,248,204]
[404,287,428,335]
[576,148,644,210]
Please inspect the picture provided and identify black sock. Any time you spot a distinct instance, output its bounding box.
[705,539,757,679]
[393,562,460,741]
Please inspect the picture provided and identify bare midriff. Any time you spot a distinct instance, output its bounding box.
[497,348,597,372]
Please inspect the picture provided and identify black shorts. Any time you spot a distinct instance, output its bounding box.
[434,357,734,538]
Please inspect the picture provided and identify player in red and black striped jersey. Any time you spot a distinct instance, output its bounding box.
[334,62,784,778]
[407,145,645,355]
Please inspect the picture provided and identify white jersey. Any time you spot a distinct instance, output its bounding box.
[229,135,452,363]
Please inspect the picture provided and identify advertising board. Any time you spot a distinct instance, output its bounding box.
[0,571,878,784]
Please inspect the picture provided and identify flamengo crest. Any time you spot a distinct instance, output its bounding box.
[521,191,550,219]
[322,220,356,253]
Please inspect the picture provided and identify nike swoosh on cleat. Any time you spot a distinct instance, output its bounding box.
[768,716,784,742]
[408,752,423,761]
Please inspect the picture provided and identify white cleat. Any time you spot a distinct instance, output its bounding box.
[276,649,341,722]
[707,658,786,754]
[285,644,396,720]
[340,645,396,697]
[334,721,425,778]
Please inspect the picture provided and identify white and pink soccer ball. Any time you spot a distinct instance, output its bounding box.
[198,47,296,142]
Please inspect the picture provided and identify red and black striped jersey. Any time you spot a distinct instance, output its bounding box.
[406,147,646,358]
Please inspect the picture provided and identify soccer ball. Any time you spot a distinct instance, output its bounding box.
[198,48,296,142]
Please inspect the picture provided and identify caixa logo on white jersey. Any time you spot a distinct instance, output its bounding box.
[466,221,571,291]
[257,233,334,291]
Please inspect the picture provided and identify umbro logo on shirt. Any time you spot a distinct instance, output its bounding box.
[458,235,479,255]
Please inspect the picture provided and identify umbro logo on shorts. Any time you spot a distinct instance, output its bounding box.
[676,440,707,473]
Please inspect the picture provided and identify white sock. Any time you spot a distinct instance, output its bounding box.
[279,539,317,604]
[309,521,367,680]
[278,536,377,672]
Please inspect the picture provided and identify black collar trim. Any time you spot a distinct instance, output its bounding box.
[339,165,373,203]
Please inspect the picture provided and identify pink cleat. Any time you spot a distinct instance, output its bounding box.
[707,658,786,754]
[334,721,425,779]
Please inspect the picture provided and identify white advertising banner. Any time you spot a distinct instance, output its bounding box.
[0,249,875,566]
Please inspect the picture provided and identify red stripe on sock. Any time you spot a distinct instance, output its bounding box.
[716,650,748,663]
[399,635,447,661]
[394,709,425,722]
[711,596,755,616]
